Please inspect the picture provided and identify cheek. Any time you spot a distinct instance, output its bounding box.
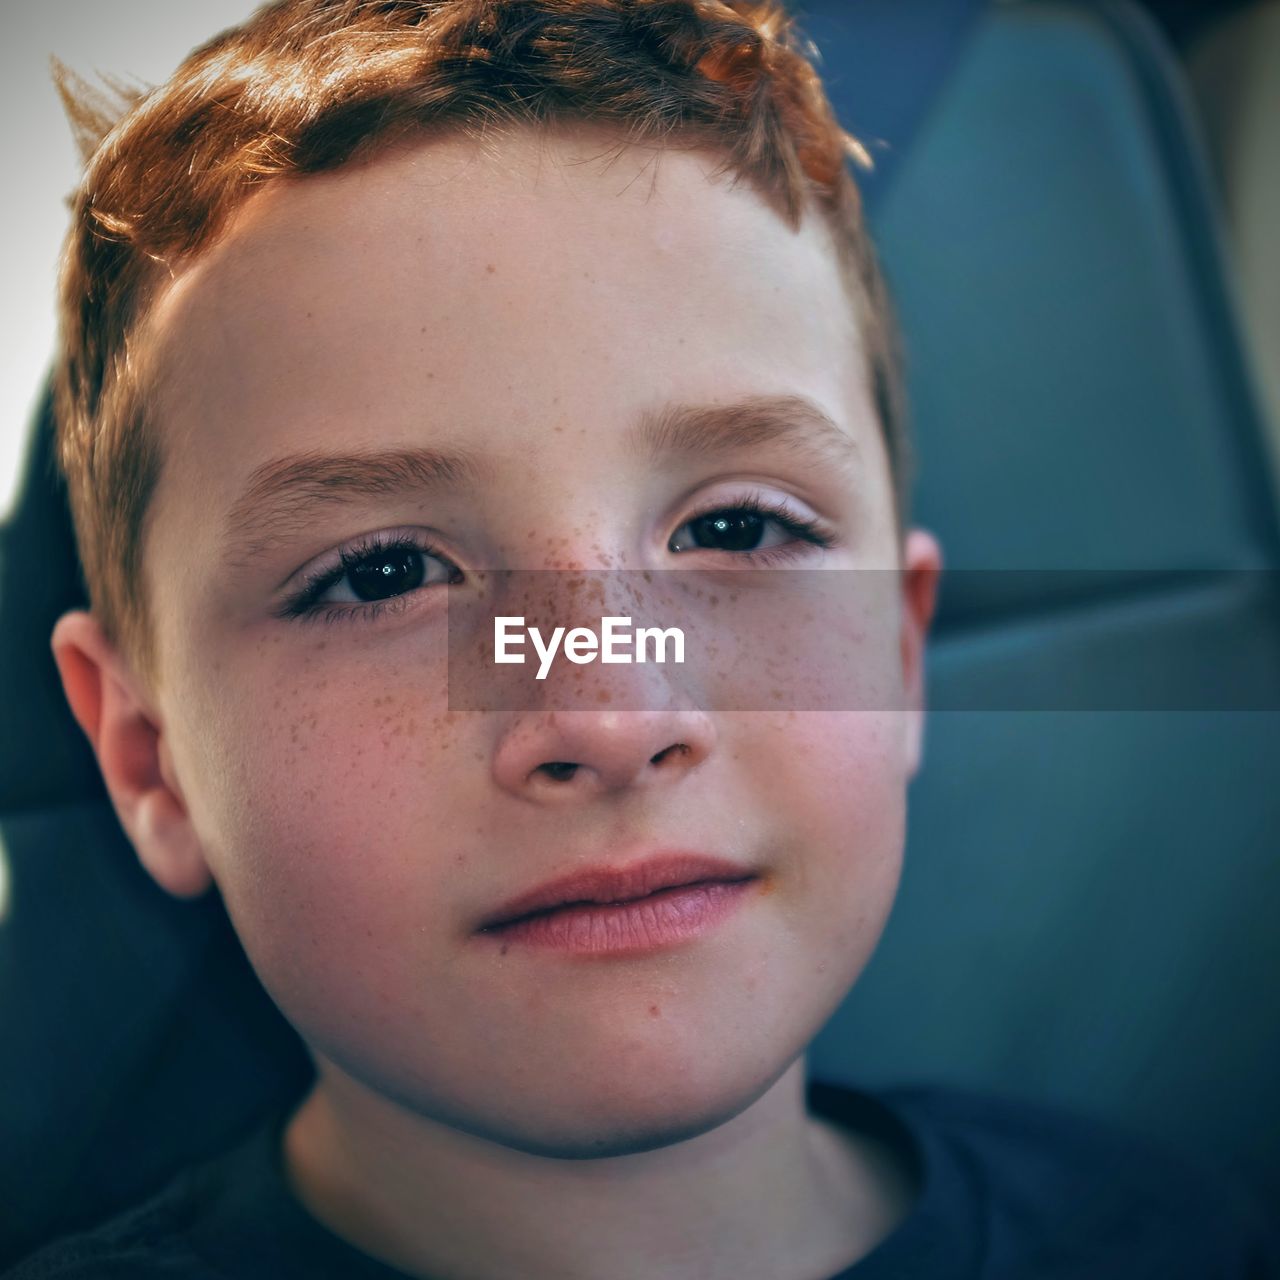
[753,708,907,832]
[744,710,908,968]
[177,646,473,1014]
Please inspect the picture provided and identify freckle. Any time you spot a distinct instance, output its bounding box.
[500,943,509,956]
[486,263,496,273]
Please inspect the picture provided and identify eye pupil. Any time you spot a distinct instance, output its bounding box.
[691,511,763,552]
[348,547,426,601]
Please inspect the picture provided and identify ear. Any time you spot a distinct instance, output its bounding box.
[50,609,213,899]
[898,528,943,780]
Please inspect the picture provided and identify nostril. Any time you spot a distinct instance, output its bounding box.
[541,762,579,781]
[651,743,690,765]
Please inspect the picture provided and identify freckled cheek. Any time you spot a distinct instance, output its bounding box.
[194,670,471,962]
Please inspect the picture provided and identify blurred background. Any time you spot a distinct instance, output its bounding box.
[2,0,1278,1269]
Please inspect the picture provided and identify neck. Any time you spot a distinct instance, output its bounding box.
[281,1055,915,1280]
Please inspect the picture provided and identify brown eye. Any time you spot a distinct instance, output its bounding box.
[278,532,462,623]
[347,545,428,601]
[680,509,769,552]
[668,497,829,558]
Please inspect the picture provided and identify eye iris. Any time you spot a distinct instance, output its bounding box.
[691,511,763,552]
[348,547,425,602]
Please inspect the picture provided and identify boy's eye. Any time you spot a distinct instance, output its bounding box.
[276,533,460,625]
[668,496,835,562]
[276,496,837,626]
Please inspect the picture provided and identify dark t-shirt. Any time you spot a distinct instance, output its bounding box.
[6,1078,1277,1279]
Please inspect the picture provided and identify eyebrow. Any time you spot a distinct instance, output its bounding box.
[629,393,860,473]
[219,393,859,573]
[220,445,493,574]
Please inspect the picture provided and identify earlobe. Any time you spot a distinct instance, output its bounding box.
[50,610,213,900]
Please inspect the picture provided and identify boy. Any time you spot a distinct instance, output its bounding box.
[10,0,1275,1276]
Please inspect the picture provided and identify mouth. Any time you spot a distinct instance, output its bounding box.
[476,851,757,933]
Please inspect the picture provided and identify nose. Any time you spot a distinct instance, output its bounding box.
[491,708,716,803]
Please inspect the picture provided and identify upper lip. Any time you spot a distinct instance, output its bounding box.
[476,852,756,931]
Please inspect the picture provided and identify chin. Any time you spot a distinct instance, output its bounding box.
[445,1054,791,1162]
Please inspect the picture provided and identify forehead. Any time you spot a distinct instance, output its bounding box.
[139,123,879,603]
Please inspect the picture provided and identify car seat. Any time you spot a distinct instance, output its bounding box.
[805,0,1280,1216]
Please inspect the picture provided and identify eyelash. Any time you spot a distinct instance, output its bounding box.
[276,493,838,626]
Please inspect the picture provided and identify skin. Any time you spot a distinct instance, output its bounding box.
[52,123,942,1280]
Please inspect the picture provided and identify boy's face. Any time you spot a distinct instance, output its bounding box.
[70,125,940,1155]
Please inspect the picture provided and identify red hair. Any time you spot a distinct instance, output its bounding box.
[52,0,910,686]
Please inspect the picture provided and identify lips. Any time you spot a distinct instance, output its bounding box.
[476,852,756,932]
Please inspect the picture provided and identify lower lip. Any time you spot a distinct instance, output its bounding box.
[478,879,757,955]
